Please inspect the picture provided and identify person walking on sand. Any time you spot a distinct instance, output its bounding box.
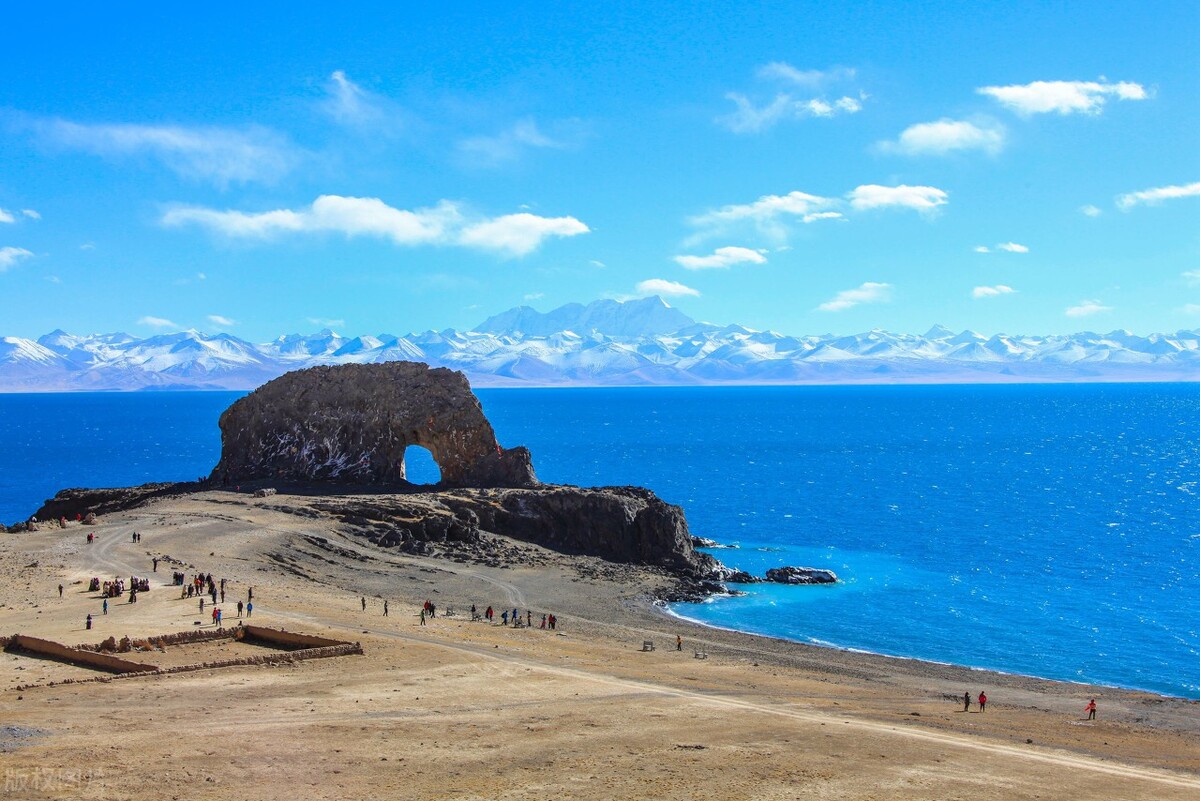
[86,613,92,630]
[153,557,158,572]
[978,691,987,712]
[384,600,389,617]
[362,596,367,612]
[501,610,508,626]
[420,608,426,626]
[676,635,683,651]
[1085,699,1097,720]
[58,584,63,598]
[200,597,205,614]
[963,691,971,712]
[102,598,108,615]
[237,600,243,618]
[246,601,253,618]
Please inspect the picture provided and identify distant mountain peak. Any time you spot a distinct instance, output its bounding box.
[475,295,696,338]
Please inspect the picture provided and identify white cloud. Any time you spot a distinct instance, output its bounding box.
[1181,304,1200,315]
[1080,204,1103,217]
[635,278,700,297]
[719,92,864,133]
[878,118,1005,156]
[46,275,61,284]
[818,282,892,312]
[756,63,856,87]
[0,209,13,224]
[997,242,1029,253]
[0,246,34,270]
[523,292,544,301]
[207,315,236,327]
[673,246,767,270]
[80,242,96,250]
[589,259,606,269]
[322,70,387,127]
[458,118,587,167]
[163,195,589,257]
[306,317,345,329]
[974,246,991,253]
[138,316,178,328]
[34,118,301,187]
[1065,299,1112,317]
[1116,181,1200,211]
[1182,270,1200,286]
[458,213,590,257]
[689,190,841,240]
[972,285,1016,299]
[977,79,1148,115]
[21,209,40,220]
[847,184,948,213]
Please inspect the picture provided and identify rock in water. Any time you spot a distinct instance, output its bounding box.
[764,566,838,585]
[209,362,537,488]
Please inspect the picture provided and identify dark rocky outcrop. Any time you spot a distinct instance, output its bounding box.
[764,566,838,585]
[209,362,537,488]
[32,483,199,523]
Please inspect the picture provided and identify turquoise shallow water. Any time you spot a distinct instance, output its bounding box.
[1,384,1197,697]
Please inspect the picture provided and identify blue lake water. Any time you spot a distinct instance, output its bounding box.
[1,384,1197,698]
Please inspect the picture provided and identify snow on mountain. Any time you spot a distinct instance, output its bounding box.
[2,297,1199,391]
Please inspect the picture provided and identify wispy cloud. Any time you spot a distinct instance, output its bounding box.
[1181,303,1200,315]
[0,209,13,224]
[877,118,1005,156]
[207,314,235,327]
[458,117,587,167]
[306,317,345,329]
[1080,204,1103,217]
[997,242,1029,253]
[818,282,892,312]
[688,190,841,242]
[0,246,34,271]
[635,278,700,297]
[972,285,1016,299]
[21,209,40,220]
[138,315,178,328]
[321,70,390,127]
[1116,181,1200,211]
[163,195,589,257]
[978,79,1148,115]
[847,184,948,213]
[718,62,864,133]
[1182,270,1200,287]
[1065,299,1112,317]
[673,246,767,270]
[523,292,544,301]
[27,117,302,187]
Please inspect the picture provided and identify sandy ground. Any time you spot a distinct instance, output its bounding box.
[1,490,1197,800]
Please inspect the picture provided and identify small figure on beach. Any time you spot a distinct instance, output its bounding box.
[1085,699,1097,720]
[549,614,557,630]
[237,600,244,618]
[152,557,158,572]
[102,598,108,615]
[527,610,532,627]
[200,597,205,613]
[86,613,92,630]
[677,635,683,651]
[978,691,987,712]
[486,606,494,622]
[963,691,971,712]
[246,601,253,617]
[383,600,389,617]
[58,584,63,598]
[362,597,367,612]
[501,610,509,625]
[540,614,547,629]
[420,608,427,626]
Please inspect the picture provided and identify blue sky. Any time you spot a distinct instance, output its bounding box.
[1,2,1197,339]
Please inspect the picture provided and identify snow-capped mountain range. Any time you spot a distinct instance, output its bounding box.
[2,297,1198,391]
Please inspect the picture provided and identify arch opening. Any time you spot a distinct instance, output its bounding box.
[402,444,443,486]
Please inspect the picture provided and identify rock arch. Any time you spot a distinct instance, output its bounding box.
[209,362,537,488]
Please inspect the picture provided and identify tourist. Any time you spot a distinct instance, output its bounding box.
[978,691,987,712]
[383,600,389,617]
[362,597,367,612]
[420,608,426,626]
[153,557,158,572]
[58,584,63,598]
[540,614,546,629]
[216,608,222,626]
[512,608,518,625]
[501,611,508,625]
[102,598,108,615]
[677,635,683,651]
[248,587,253,602]
[212,608,218,626]
[549,614,556,630]
[1085,699,1097,720]
[86,613,92,630]
[237,600,244,618]
[486,605,493,622]
[963,691,971,712]
[470,603,477,619]
[220,588,225,603]
[527,610,532,627]
[246,601,253,617]
[200,597,205,613]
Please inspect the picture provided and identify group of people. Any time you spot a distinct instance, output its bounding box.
[963,691,1099,720]
[478,605,557,630]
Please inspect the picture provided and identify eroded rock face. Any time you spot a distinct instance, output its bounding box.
[764,566,838,585]
[209,363,537,488]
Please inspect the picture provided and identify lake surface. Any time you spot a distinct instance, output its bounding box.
[2,384,1197,697]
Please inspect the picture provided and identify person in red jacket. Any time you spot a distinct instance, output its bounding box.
[978,691,987,712]
[1084,699,1097,720]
